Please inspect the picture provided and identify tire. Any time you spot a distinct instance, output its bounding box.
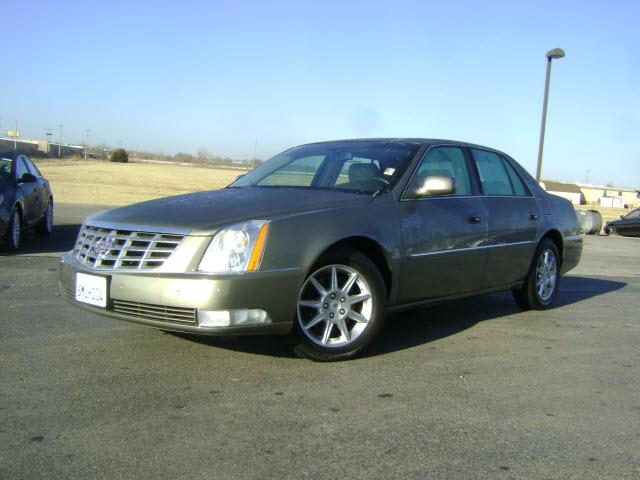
[6,208,22,251]
[513,238,560,310]
[36,200,54,236]
[292,248,387,361]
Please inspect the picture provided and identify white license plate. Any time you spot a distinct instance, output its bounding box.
[75,273,107,308]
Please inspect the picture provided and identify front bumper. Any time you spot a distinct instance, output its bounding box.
[59,251,304,335]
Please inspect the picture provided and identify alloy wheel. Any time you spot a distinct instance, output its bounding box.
[45,202,53,232]
[297,264,373,347]
[10,210,21,249]
[536,249,557,302]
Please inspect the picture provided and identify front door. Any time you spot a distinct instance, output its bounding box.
[15,157,39,225]
[397,146,488,303]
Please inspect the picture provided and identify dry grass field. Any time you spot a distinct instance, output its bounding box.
[37,159,248,206]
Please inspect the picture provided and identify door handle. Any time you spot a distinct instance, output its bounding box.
[467,214,482,224]
[529,212,539,220]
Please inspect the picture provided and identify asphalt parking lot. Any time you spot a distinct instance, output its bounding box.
[1,205,639,480]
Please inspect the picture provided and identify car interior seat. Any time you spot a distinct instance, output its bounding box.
[348,163,381,183]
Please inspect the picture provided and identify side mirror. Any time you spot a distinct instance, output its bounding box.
[19,173,37,184]
[411,175,455,197]
[620,215,625,219]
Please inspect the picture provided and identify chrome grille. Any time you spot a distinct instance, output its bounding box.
[74,225,183,270]
[111,299,196,325]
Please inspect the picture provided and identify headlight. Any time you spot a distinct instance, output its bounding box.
[198,220,270,273]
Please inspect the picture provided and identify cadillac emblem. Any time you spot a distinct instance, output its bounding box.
[92,236,114,259]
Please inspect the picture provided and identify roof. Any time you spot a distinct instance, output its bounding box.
[541,180,582,194]
[301,138,512,154]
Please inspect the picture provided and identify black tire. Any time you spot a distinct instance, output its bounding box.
[36,199,53,236]
[292,248,387,361]
[513,238,561,310]
[6,208,21,251]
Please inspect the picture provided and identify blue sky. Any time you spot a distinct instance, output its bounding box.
[1,0,639,187]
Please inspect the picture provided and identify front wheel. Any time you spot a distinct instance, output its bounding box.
[6,208,21,251]
[513,238,560,310]
[36,200,53,236]
[292,248,387,361]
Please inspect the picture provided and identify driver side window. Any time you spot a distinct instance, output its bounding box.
[407,147,471,196]
[16,158,29,180]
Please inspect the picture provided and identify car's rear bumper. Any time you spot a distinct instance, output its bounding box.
[59,251,303,335]
[561,234,583,274]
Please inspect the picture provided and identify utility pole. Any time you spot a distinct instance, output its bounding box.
[585,169,591,184]
[84,129,91,159]
[252,140,257,168]
[58,124,64,158]
[14,120,18,150]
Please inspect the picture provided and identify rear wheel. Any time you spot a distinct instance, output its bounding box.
[292,248,387,361]
[6,208,21,251]
[513,238,560,310]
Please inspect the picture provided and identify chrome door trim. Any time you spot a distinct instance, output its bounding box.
[408,240,535,258]
[563,234,584,242]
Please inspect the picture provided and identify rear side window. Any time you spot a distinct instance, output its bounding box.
[471,149,528,196]
[407,146,472,196]
[501,158,529,196]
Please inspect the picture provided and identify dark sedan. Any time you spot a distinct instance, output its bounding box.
[0,152,54,250]
[59,139,582,361]
[604,208,640,237]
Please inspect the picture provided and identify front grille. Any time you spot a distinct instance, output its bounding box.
[74,225,183,270]
[111,299,196,325]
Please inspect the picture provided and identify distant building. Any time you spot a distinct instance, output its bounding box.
[577,183,640,209]
[540,180,585,205]
[0,137,83,157]
[540,179,640,209]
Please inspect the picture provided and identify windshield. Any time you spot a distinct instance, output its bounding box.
[231,141,420,194]
[0,157,13,181]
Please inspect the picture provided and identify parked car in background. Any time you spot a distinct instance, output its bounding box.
[604,208,640,237]
[59,139,582,361]
[0,152,54,250]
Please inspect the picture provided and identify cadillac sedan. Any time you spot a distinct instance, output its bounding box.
[59,139,582,360]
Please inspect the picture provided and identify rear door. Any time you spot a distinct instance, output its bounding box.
[470,149,540,288]
[397,146,488,303]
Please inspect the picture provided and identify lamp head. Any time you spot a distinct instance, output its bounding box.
[546,48,566,60]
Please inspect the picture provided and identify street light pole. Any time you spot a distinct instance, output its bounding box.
[535,48,565,182]
[84,129,91,159]
[58,124,64,158]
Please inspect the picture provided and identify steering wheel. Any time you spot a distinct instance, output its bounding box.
[368,176,390,186]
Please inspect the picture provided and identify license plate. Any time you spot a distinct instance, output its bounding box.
[75,273,107,308]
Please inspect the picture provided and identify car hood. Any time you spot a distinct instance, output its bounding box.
[87,187,370,235]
